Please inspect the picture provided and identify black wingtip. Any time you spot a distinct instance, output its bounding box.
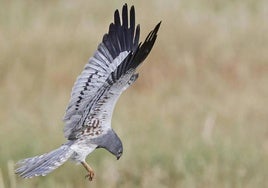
[130,5,135,30]
[128,21,161,69]
[122,3,128,28]
[114,9,121,25]
[155,21,162,32]
[151,21,161,37]
[144,21,161,42]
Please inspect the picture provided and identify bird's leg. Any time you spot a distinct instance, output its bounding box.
[81,161,95,181]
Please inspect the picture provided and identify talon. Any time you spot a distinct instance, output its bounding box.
[85,171,94,181]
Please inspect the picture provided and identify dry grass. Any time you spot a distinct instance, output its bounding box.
[0,0,268,187]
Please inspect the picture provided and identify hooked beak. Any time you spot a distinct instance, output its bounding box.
[116,152,122,160]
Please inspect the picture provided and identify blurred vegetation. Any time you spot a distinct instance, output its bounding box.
[0,0,268,187]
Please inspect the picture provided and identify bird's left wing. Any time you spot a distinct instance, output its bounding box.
[63,4,160,139]
[63,5,139,138]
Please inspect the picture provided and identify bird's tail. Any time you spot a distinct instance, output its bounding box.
[15,142,74,178]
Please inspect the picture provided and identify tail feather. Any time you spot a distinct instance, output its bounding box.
[15,144,74,178]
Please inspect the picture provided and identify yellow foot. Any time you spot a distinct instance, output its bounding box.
[81,161,95,181]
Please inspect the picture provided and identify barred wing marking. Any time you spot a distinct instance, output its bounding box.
[64,51,128,118]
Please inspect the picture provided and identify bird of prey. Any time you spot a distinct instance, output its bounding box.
[15,4,160,181]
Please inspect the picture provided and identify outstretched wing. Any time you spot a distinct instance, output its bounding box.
[63,4,161,139]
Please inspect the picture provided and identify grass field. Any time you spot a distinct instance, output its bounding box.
[0,0,268,187]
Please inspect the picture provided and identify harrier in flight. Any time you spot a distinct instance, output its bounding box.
[16,4,161,181]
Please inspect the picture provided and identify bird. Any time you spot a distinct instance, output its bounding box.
[15,3,161,181]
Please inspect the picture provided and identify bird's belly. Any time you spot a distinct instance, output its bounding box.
[70,140,97,162]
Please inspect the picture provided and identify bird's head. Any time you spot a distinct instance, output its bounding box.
[93,129,123,160]
[107,131,123,160]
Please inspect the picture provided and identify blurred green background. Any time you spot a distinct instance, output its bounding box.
[0,0,268,187]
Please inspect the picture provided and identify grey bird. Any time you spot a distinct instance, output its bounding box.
[15,4,161,181]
